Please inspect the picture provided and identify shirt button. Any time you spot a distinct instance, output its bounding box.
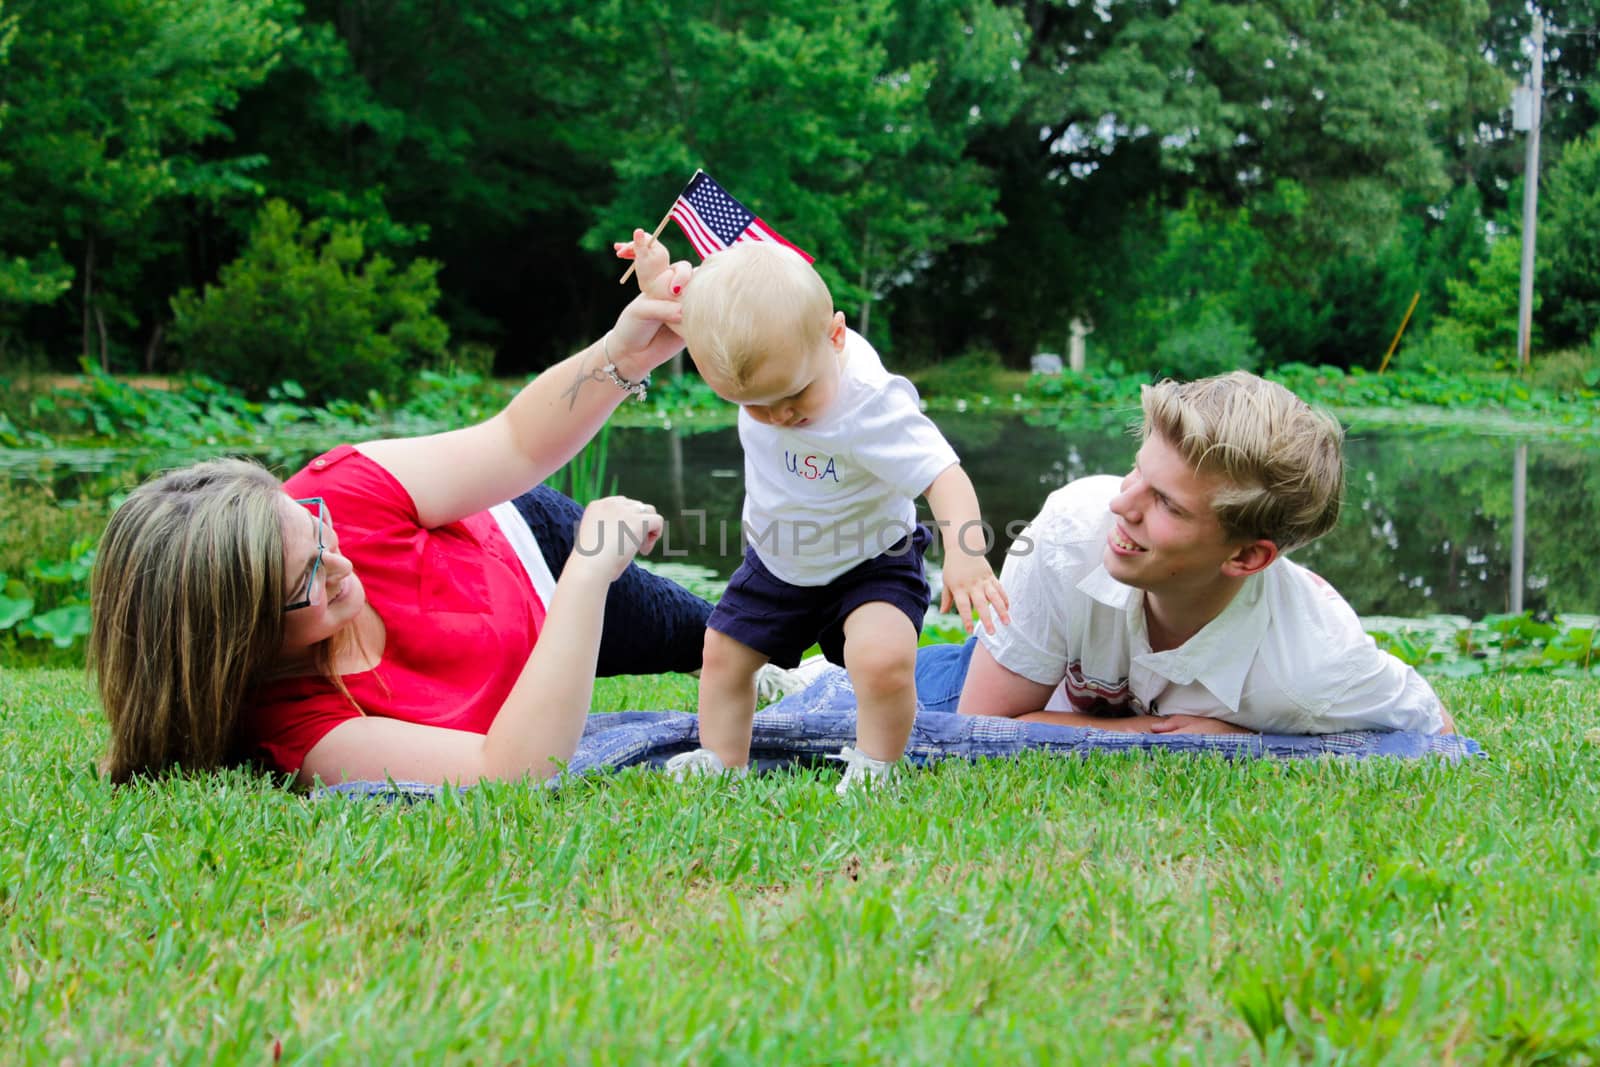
[313,459,327,468]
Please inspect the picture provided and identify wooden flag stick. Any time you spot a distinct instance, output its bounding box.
[618,209,675,285]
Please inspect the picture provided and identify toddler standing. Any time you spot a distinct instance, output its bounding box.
[619,233,1008,792]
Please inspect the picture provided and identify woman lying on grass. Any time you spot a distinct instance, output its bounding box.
[90,259,709,788]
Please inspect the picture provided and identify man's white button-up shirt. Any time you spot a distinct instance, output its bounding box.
[979,476,1444,734]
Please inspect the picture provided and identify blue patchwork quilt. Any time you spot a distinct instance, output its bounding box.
[319,663,1483,800]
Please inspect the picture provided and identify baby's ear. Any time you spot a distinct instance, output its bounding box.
[828,311,848,350]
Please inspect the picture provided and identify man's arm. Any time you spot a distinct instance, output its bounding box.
[954,642,1056,718]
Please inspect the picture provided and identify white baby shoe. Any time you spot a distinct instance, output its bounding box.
[829,746,897,797]
[753,654,835,706]
[665,747,747,780]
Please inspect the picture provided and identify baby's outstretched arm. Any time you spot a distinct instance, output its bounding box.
[924,465,1010,635]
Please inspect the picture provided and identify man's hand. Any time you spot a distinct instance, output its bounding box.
[1149,714,1256,735]
[1016,710,1256,734]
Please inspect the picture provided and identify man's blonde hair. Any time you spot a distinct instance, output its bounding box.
[1140,371,1344,552]
[679,243,833,389]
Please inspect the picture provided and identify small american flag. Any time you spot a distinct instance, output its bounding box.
[669,170,813,263]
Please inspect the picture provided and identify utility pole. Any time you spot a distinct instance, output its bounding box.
[1513,12,1544,371]
[1508,12,1544,615]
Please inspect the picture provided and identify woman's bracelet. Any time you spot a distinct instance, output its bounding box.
[601,332,650,402]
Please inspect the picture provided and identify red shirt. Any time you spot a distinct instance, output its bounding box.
[243,446,547,774]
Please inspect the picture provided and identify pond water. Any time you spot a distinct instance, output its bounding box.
[7,414,1599,618]
[599,416,1600,619]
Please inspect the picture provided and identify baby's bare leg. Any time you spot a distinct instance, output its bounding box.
[841,602,919,763]
[697,628,770,768]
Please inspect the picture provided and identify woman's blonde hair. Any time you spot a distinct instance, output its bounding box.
[89,459,290,782]
[680,242,834,389]
[1140,371,1345,552]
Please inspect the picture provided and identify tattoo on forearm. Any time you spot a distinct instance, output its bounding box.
[560,355,609,411]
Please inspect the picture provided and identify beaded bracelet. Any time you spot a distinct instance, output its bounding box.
[601,332,650,402]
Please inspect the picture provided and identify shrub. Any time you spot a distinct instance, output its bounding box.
[1437,234,1530,361]
[170,200,450,403]
[1529,344,1600,394]
[911,346,1006,397]
[1399,320,1500,375]
[1147,302,1262,379]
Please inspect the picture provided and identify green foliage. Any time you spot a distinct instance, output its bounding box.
[0,0,1572,394]
[0,481,104,667]
[583,0,1026,336]
[1367,613,1600,679]
[544,423,619,507]
[1401,318,1500,375]
[170,200,450,403]
[913,0,1510,364]
[1266,362,1599,420]
[1529,344,1600,393]
[0,0,289,361]
[1542,130,1600,348]
[910,346,1008,398]
[1024,367,1145,408]
[1438,232,1531,362]
[1148,302,1262,379]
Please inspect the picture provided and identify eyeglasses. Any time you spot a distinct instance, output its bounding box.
[284,497,327,612]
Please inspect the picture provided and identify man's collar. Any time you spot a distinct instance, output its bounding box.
[1077,564,1134,610]
[1077,564,1270,714]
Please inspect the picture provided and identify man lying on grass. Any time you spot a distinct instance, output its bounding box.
[924,371,1456,736]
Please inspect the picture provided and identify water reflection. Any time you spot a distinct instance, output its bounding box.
[609,418,1600,619]
[5,415,1597,617]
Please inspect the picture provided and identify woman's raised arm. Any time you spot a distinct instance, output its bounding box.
[361,266,690,529]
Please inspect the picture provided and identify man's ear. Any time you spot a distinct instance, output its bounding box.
[828,311,848,351]
[1222,538,1278,578]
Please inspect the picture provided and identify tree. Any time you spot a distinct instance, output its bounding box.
[897,0,1509,364]
[222,0,625,368]
[1540,130,1600,347]
[0,0,289,368]
[578,0,1027,349]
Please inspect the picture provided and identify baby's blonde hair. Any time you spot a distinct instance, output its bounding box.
[679,243,833,389]
[1140,371,1344,552]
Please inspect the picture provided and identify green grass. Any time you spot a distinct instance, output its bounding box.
[4,670,1600,1063]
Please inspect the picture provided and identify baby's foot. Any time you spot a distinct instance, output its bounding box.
[664,747,746,780]
[829,746,897,797]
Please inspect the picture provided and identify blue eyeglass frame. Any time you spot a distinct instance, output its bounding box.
[284,497,327,612]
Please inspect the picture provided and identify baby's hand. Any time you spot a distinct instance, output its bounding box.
[614,228,690,301]
[939,547,1010,636]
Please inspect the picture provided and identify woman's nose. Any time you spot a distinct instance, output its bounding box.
[324,548,353,581]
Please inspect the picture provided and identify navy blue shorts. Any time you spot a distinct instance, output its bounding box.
[708,525,933,669]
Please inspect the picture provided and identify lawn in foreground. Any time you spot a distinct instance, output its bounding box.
[3,669,1598,1063]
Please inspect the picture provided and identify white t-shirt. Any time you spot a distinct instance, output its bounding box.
[740,329,959,586]
[978,475,1445,735]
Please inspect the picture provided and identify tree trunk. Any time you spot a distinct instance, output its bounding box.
[95,304,111,372]
[145,322,165,374]
[81,236,95,367]
[858,231,873,341]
